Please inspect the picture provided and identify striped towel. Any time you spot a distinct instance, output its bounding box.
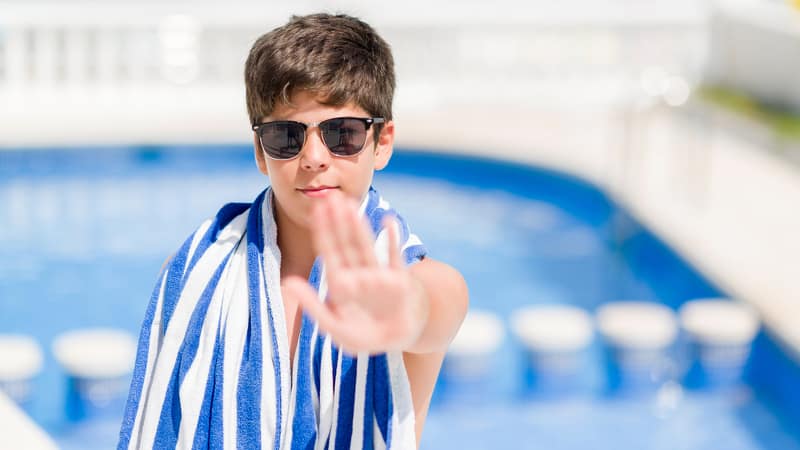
[118,186,426,450]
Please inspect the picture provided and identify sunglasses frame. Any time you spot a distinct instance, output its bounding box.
[252,116,385,161]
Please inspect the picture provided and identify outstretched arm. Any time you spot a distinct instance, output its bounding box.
[282,190,467,354]
[281,191,469,444]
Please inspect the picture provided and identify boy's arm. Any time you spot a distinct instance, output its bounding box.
[404,257,468,445]
[286,192,468,356]
[291,254,467,446]
[284,192,469,444]
[406,257,469,354]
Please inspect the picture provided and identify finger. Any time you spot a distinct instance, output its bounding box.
[347,201,378,267]
[284,276,339,329]
[288,277,365,348]
[327,193,362,268]
[317,194,353,269]
[383,215,404,270]
[282,276,322,307]
[311,200,343,271]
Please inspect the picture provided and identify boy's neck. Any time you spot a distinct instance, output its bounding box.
[274,206,316,280]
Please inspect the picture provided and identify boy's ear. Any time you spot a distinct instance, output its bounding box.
[373,120,395,171]
[254,133,269,176]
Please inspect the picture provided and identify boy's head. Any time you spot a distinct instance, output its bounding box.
[244,13,398,230]
[244,13,395,127]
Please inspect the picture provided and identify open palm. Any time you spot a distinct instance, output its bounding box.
[281,191,427,354]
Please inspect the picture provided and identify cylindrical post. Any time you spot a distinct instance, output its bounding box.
[94,28,118,83]
[32,28,58,84]
[64,28,89,84]
[3,27,28,85]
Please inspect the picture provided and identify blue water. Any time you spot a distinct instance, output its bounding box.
[0,146,798,449]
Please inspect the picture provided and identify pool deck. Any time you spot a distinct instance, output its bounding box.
[1,86,799,363]
[0,391,58,449]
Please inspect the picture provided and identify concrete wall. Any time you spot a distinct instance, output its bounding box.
[705,1,800,112]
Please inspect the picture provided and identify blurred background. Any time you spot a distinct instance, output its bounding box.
[1,0,799,449]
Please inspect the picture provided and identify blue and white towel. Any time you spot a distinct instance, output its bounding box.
[118,186,426,450]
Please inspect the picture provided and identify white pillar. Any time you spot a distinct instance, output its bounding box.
[3,27,28,85]
[64,28,89,83]
[124,28,156,82]
[94,28,118,83]
[32,28,58,84]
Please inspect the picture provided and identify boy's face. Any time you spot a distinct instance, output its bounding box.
[254,89,394,230]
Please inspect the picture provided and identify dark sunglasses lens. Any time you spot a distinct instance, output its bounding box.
[260,122,304,159]
[320,118,368,156]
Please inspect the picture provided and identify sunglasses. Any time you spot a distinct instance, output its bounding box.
[252,116,385,160]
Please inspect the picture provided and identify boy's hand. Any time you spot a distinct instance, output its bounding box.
[282,191,429,354]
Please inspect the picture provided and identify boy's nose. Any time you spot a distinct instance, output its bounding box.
[299,130,331,171]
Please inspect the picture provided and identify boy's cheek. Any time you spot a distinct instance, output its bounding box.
[253,138,269,176]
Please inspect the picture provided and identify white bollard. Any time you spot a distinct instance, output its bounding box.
[0,335,44,408]
[52,328,137,420]
[596,301,679,392]
[679,298,760,388]
[511,305,593,396]
[441,310,504,401]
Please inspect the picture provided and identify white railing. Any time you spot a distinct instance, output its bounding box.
[0,2,708,91]
[0,1,708,146]
[0,6,267,86]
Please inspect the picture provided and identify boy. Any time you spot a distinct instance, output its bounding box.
[118,13,468,450]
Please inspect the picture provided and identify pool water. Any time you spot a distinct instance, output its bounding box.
[0,146,798,449]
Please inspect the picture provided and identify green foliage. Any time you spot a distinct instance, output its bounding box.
[698,85,800,142]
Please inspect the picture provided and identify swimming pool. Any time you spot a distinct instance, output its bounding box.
[0,146,798,449]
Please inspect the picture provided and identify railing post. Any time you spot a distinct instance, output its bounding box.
[64,28,89,84]
[32,27,58,84]
[4,27,28,85]
[95,28,118,83]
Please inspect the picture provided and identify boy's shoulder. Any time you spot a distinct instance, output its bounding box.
[409,257,467,303]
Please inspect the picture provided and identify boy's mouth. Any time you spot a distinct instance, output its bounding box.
[298,186,338,197]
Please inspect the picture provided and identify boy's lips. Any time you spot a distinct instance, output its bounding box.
[298,186,338,197]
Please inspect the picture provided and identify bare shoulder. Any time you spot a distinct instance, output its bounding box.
[409,257,468,301]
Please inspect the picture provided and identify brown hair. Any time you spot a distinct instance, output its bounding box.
[244,13,395,126]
